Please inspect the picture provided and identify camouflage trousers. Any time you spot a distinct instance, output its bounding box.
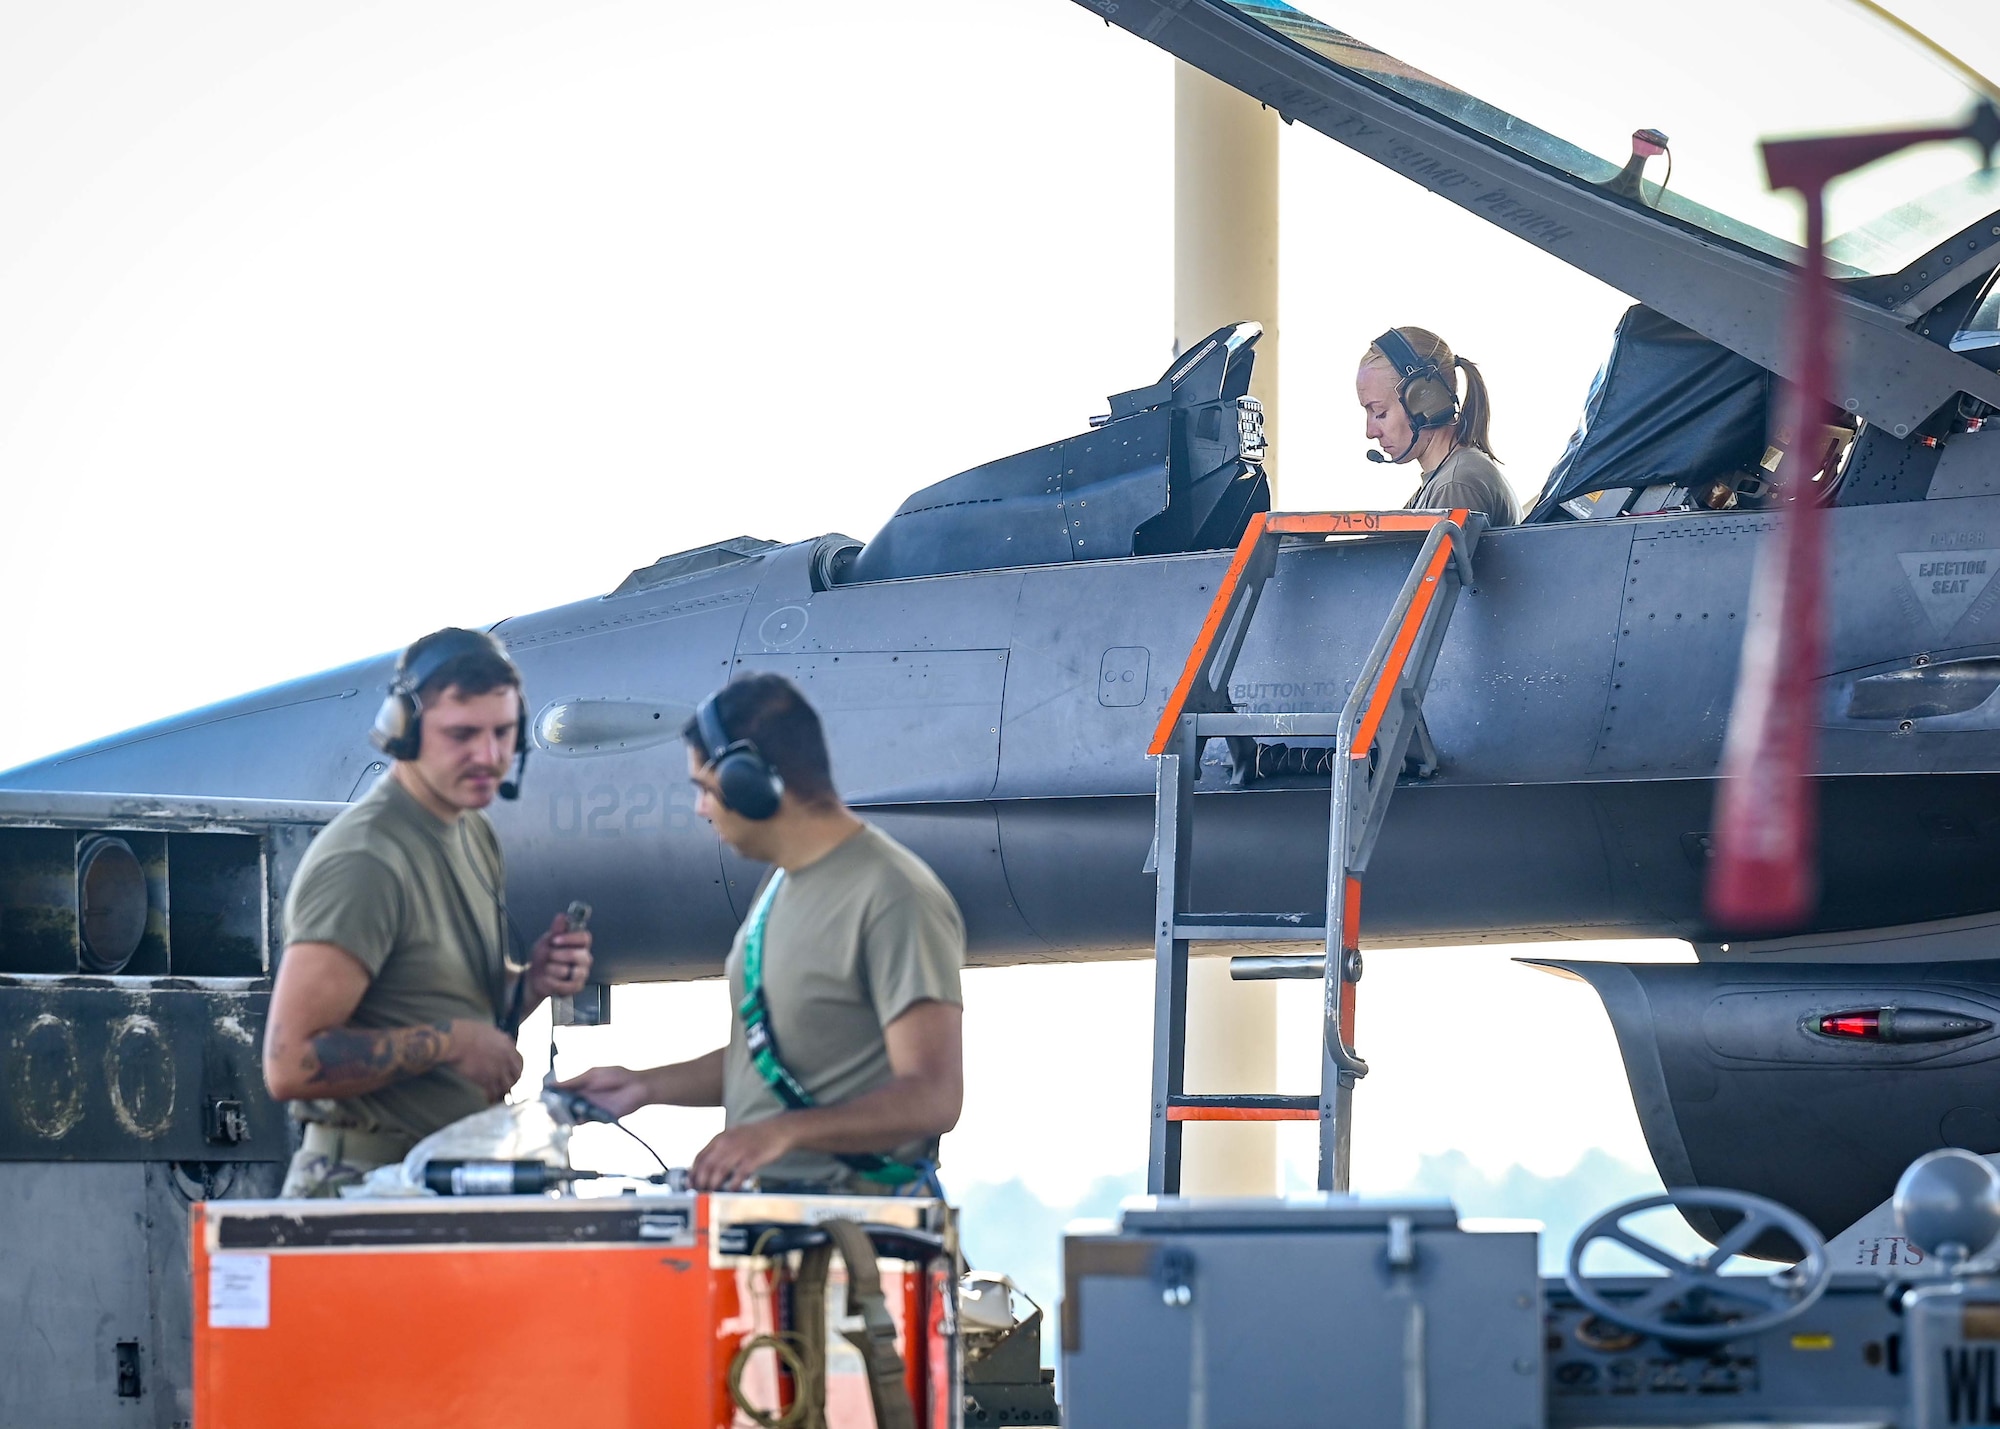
[280,1123,416,1198]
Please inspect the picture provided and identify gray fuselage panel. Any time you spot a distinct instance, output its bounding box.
[11,493,2000,972]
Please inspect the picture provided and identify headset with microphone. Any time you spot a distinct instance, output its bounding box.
[692,690,785,820]
[370,628,530,800]
[1366,327,1460,464]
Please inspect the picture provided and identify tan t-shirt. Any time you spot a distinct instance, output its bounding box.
[1408,445,1519,529]
[723,823,966,1188]
[281,774,511,1143]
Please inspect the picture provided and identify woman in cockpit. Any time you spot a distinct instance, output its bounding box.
[1357,327,1518,529]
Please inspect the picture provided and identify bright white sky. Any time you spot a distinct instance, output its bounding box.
[551,941,1695,1205]
[2,0,1989,1207]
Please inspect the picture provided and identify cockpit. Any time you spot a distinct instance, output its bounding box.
[800,0,2000,579]
[599,1,2000,595]
[1530,241,2000,523]
[1524,304,1821,524]
[828,321,1273,585]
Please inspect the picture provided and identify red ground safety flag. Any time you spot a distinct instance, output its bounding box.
[1708,110,1997,934]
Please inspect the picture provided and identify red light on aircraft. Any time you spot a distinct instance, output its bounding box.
[1818,1011,1882,1039]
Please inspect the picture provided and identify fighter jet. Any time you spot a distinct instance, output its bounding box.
[9,0,2000,1236]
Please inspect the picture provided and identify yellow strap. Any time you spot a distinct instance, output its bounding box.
[1840,0,2000,102]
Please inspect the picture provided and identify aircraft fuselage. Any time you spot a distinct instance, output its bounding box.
[11,476,2000,978]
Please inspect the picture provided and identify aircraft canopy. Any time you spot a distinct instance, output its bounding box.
[1229,0,2000,279]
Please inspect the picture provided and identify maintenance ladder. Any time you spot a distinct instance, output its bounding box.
[1146,509,1482,1194]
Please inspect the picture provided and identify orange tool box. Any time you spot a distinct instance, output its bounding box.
[192,1191,958,1429]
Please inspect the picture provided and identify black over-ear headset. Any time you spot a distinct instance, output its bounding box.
[693,690,784,821]
[1368,329,1460,464]
[370,629,530,800]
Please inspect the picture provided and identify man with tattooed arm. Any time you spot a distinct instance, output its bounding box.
[262,628,592,1197]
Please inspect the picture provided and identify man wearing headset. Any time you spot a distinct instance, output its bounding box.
[558,673,965,1194]
[263,628,593,1197]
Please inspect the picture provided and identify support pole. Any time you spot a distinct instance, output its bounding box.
[1175,63,1280,470]
[1175,60,1280,1197]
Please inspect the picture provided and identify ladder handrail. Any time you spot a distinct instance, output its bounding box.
[1149,508,1472,756]
[1341,518,1477,761]
[1142,506,1481,1195]
[1323,517,1474,1082]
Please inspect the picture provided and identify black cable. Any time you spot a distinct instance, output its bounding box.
[610,1118,671,1179]
[454,817,547,1041]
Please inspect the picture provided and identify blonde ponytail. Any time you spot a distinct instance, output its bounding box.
[1359,327,1499,462]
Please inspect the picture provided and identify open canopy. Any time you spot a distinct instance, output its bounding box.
[1082,0,2000,435]
[1228,0,2000,279]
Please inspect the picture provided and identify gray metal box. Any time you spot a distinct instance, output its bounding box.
[1907,1278,2000,1427]
[1062,1198,1542,1429]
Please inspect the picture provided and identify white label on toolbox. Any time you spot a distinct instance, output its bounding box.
[209,1254,270,1329]
[639,1209,694,1243]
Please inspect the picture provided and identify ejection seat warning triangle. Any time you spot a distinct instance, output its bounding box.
[1898,549,2000,634]
[208,1254,270,1329]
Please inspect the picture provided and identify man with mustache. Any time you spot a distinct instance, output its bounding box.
[262,628,592,1197]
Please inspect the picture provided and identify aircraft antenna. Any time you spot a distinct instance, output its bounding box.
[1840,0,2000,106]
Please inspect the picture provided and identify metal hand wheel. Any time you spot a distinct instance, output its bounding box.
[1564,1187,1831,1343]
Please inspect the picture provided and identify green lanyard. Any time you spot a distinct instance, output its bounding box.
[736,872,920,1186]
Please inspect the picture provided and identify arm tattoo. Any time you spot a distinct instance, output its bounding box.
[301,1021,452,1088]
